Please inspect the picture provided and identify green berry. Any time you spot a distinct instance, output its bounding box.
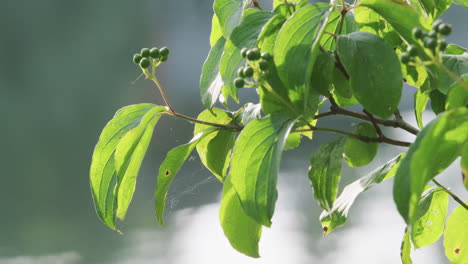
[259,60,269,71]
[240,48,248,58]
[141,48,150,57]
[133,53,143,64]
[159,47,170,57]
[243,66,254,78]
[246,48,261,61]
[160,56,168,62]
[237,67,245,78]
[140,58,150,68]
[407,46,418,56]
[437,23,452,35]
[424,37,437,49]
[234,78,245,88]
[428,30,437,38]
[433,19,443,29]
[150,48,160,58]
[400,52,411,64]
[261,52,271,60]
[438,40,447,51]
[412,27,424,39]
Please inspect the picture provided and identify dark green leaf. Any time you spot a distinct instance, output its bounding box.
[214,0,248,38]
[194,108,237,182]
[444,203,468,264]
[200,37,226,109]
[310,50,334,95]
[401,230,413,264]
[411,187,449,249]
[309,137,347,211]
[393,107,468,224]
[220,11,275,102]
[229,114,296,227]
[220,176,262,258]
[429,89,447,115]
[320,154,403,234]
[414,87,430,129]
[274,3,331,117]
[343,122,379,167]
[332,66,353,99]
[90,104,165,229]
[155,128,219,225]
[337,31,403,119]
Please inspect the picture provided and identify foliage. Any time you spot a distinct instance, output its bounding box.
[90,0,468,262]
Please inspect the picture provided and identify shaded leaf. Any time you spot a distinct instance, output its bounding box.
[320,154,404,234]
[446,75,468,110]
[200,37,226,109]
[214,0,248,38]
[155,128,219,225]
[436,54,468,94]
[343,122,379,167]
[444,203,468,264]
[429,89,447,115]
[337,31,403,119]
[194,108,237,181]
[414,87,430,129]
[462,142,468,190]
[411,187,449,249]
[230,114,296,226]
[309,137,347,212]
[393,107,468,224]
[220,176,262,258]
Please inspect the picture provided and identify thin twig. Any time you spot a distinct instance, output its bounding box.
[432,179,468,211]
[363,109,384,138]
[164,111,243,131]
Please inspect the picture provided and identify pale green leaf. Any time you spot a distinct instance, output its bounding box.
[446,74,468,110]
[194,108,237,182]
[445,44,467,55]
[437,54,468,94]
[411,187,449,249]
[230,114,296,227]
[309,137,347,212]
[200,37,226,109]
[414,87,430,129]
[220,176,262,258]
[337,31,403,119]
[241,103,262,125]
[155,128,219,225]
[462,142,468,190]
[393,107,468,224]
[444,203,468,264]
[343,122,379,167]
[210,15,223,47]
[220,11,275,102]
[214,0,248,38]
[401,230,413,264]
[320,154,403,235]
[453,0,468,7]
[90,104,162,229]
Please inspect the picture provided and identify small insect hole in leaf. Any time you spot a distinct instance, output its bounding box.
[323,226,328,232]
[165,170,170,176]
[426,221,432,226]
[455,248,460,254]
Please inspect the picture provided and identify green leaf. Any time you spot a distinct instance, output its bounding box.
[436,54,468,94]
[310,50,334,95]
[343,122,379,167]
[411,187,449,249]
[284,132,301,151]
[220,176,262,258]
[401,229,413,264]
[445,44,467,55]
[359,0,431,45]
[393,107,468,224]
[90,104,164,229]
[229,114,296,227]
[114,106,167,220]
[446,75,468,111]
[241,103,262,125]
[354,7,402,48]
[273,0,303,8]
[332,66,353,99]
[416,0,453,20]
[194,108,237,182]
[414,87,430,129]
[453,0,468,7]
[429,89,447,115]
[155,128,219,225]
[200,37,226,109]
[320,10,359,51]
[337,31,403,119]
[219,11,275,102]
[462,142,468,189]
[398,49,428,88]
[320,154,404,235]
[309,137,347,212]
[214,0,248,38]
[444,203,468,264]
[274,3,331,116]
[210,15,223,47]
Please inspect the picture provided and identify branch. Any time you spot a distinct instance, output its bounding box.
[432,179,468,211]
[363,109,384,138]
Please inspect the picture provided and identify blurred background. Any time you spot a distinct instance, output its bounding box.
[1,0,467,263]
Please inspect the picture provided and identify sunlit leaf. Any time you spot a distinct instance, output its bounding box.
[445,44,467,55]
[445,74,468,110]
[462,142,468,190]
[200,38,226,109]
[230,114,296,226]
[320,154,403,234]
[444,203,468,264]
[401,229,413,264]
[393,107,468,224]
[214,0,248,38]
[210,14,223,47]
[241,103,262,125]
[337,31,403,119]
[220,176,262,258]
[436,54,468,94]
[414,87,430,129]
[155,128,219,225]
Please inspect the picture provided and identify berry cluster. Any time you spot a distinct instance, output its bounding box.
[133,47,170,69]
[234,47,271,88]
[401,20,451,64]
